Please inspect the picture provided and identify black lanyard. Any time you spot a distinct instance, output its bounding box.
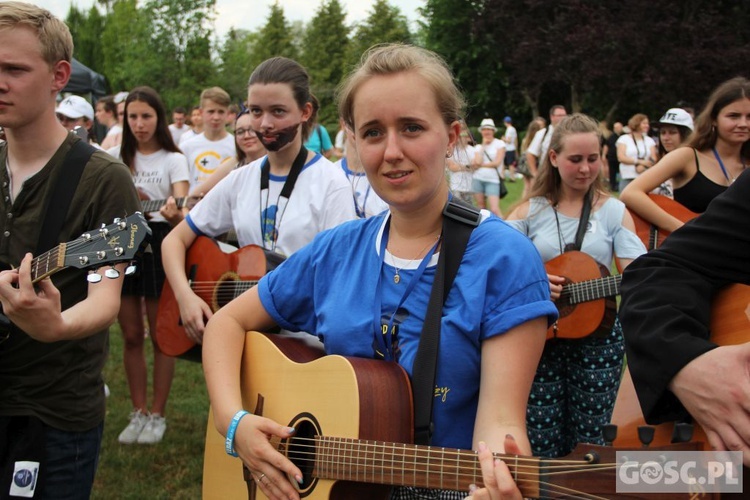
[259,146,308,252]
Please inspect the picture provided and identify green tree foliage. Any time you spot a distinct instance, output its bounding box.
[347,0,412,70]
[65,5,106,71]
[74,0,218,110]
[254,2,299,62]
[218,28,259,102]
[420,0,507,124]
[301,0,350,126]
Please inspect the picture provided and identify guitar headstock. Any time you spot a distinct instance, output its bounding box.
[538,441,707,499]
[61,212,151,279]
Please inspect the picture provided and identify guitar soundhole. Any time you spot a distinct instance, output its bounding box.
[283,414,320,497]
[213,272,241,310]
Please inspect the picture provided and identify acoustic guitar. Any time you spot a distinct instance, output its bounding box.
[611,283,750,450]
[202,331,703,499]
[629,194,699,250]
[155,236,284,360]
[0,213,151,336]
[545,251,619,340]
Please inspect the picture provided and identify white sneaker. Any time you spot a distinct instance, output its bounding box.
[137,414,167,444]
[118,409,148,444]
[104,383,110,398]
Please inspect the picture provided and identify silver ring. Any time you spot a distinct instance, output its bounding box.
[258,473,266,483]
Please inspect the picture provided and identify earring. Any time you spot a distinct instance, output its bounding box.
[446,151,453,158]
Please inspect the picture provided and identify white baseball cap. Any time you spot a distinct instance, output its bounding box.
[57,95,94,121]
[659,108,694,131]
[479,118,497,131]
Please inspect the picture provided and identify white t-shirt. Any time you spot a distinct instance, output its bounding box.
[178,129,199,147]
[472,138,506,183]
[108,146,190,223]
[186,153,357,257]
[336,157,389,219]
[527,125,554,160]
[449,143,475,192]
[503,125,517,152]
[617,134,657,180]
[334,129,346,156]
[180,132,236,187]
[169,123,188,145]
[105,124,122,138]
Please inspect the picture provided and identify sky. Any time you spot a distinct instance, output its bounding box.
[34,0,425,39]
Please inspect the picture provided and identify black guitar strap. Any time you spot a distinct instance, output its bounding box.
[412,199,481,445]
[36,138,95,254]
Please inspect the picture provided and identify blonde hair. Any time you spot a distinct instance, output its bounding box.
[337,43,466,131]
[526,113,608,207]
[200,87,231,108]
[0,1,73,66]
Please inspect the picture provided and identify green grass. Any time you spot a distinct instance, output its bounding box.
[93,323,209,499]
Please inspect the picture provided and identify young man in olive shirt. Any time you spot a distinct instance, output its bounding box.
[0,3,140,498]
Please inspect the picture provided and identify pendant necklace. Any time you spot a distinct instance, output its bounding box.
[712,147,747,185]
[388,233,441,284]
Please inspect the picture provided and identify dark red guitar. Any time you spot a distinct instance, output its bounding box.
[155,236,283,360]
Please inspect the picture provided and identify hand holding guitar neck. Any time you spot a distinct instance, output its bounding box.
[0,213,150,342]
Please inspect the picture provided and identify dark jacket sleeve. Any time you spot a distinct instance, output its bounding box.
[619,169,750,423]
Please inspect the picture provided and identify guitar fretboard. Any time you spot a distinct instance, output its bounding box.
[141,196,191,213]
[561,274,622,305]
[30,243,66,283]
[311,436,538,494]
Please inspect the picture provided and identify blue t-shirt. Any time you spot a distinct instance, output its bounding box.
[303,124,333,154]
[258,212,557,449]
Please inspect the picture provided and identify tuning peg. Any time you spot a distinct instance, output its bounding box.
[87,271,102,283]
[602,424,618,446]
[671,423,694,443]
[638,426,655,447]
[104,267,120,279]
[125,263,137,275]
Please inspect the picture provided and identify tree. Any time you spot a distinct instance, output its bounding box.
[65,5,106,72]
[255,2,299,62]
[301,0,350,126]
[218,28,260,102]
[421,0,508,125]
[347,0,412,70]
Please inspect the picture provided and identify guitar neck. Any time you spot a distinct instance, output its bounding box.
[311,436,539,496]
[141,196,189,213]
[29,243,66,284]
[561,274,621,305]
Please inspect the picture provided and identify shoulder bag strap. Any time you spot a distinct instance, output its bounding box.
[412,200,480,445]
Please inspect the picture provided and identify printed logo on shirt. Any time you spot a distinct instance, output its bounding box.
[261,205,279,247]
[194,151,223,177]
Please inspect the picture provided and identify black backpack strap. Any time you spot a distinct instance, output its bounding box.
[412,200,481,445]
[36,139,95,254]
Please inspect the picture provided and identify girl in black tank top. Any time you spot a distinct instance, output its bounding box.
[619,77,750,238]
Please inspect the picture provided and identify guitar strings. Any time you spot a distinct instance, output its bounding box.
[269,435,623,499]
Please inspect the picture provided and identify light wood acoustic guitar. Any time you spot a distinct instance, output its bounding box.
[545,251,620,340]
[202,331,704,499]
[629,194,699,251]
[154,236,284,361]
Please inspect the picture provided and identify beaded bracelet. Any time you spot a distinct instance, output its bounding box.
[225,410,250,457]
